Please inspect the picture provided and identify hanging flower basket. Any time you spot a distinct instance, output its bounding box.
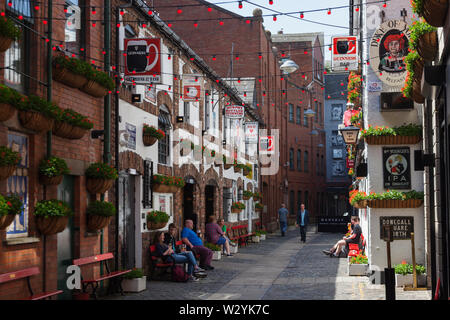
[143,134,158,146]
[417,31,438,61]
[423,0,449,27]
[147,221,168,230]
[52,65,88,89]
[152,183,171,193]
[364,135,421,145]
[224,163,232,170]
[255,207,263,212]
[18,110,54,133]
[234,166,241,173]
[231,207,242,213]
[53,121,88,140]
[0,16,20,52]
[39,174,63,186]
[412,78,425,104]
[81,80,108,98]
[0,36,13,52]
[0,103,16,122]
[367,199,424,208]
[87,215,112,231]
[243,168,250,176]
[0,214,15,230]
[352,200,368,209]
[86,178,115,194]
[0,165,17,180]
[36,216,69,235]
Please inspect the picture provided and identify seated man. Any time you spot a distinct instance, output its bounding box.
[322,216,362,257]
[181,219,214,270]
[205,216,233,257]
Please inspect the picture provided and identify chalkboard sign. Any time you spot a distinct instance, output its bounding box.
[318,216,349,233]
[380,216,414,240]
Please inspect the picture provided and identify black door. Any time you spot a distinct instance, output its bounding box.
[183,183,196,230]
[205,185,215,225]
[119,174,136,270]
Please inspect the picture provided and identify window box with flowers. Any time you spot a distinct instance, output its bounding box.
[152,174,185,193]
[243,190,253,201]
[0,15,21,52]
[85,162,118,194]
[348,254,369,276]
[361,124,422,145]
[142,124,165,146]
[349,190,368,209]
[33,200,73,235]
[86,200,116,232]
[16,95,60,133]
[366,190,424,208]
[231,202,245,213]
[39,156,70,186]
[53,108,94,140]
[409,20,438,62]
[0,194,22,230]
[394,261,427,287]
[146,210,169,230]
[122,268,146,292]
[0,146,21,180]
[0,84,21,122]
[411,0,448,28]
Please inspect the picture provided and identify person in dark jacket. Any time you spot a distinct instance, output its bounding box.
[322,216,362,257]
[296,203,309,243]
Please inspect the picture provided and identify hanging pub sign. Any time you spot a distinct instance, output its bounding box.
[383,147,411,189]
[181,74,203,101]
[370,20,410,88]
[259,136,275,155]
[380,216,414,240]
[224,105,245,119]
[331,36,358,72]
[124,38,161,84]
[244,122,258,143]
[346,158,355,169]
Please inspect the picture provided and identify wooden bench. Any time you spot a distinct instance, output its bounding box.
[73,252,131,299]
[228,226,240,244]
[0,267,63,300]
[241,225,255,245]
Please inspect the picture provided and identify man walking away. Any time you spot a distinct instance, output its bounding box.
[277,204,289,237]
[296,203,309,243]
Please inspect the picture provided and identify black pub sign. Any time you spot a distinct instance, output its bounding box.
[380,216,414,240]
[383,147,411,189]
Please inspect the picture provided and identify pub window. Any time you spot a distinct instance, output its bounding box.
[158,106,172,165]
[297,149,301,171]
[303,108,309,127]
[65,0,85,57]
[204,94,210,131]
[304,151,309,172]
[289,148,294,170]
[289,104,294,122]
[289,190,295,215]
[314,101,318,122]
[297,191,302,211]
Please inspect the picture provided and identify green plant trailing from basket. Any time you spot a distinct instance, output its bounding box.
[86,200,116,217]
[0,194,10,217]
[4,194,22,216]
[0,146,21,167]
[360,124,422,138]
[33,200,72,217]
[16,95,61,120]
[410,0,425,17]
[394,263,426,275]
[152,174,185,188]
[123,268,144,279]
[58,108,94,129]
[409,20,437,51]
[85,68,115,91]
[253,192,262,200]
[231,202,245,210]
[204,242,221,251]
[143,124,165,139]
[255,202,264,210]
[146,210,169,224]
[39,156,69,177]
[85,162,118,180]
[366,190,424,201]
[394,123,423,137]
[0,16,21,41]
[0,84,22,105]
[243,190,253,198]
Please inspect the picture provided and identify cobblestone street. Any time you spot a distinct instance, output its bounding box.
[108,227,431,300]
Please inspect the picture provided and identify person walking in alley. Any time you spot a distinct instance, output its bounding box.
[181,219,214,270]
[277,203,289,237]
[296,203,309,243]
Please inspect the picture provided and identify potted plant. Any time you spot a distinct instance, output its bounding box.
[394,261,427,287]
[231,202,245,213]
[146,210,169,230]
[15,95,61,133]
[85,162,118,194]
[0,15,21,52]
[409,20,438,61]
[81,67,115,98]
[411,0,449,27]
[52,55,89,89]
[121,268,147,293]
[349,190,368,209]
[243,190,253,200]
[142,124,165,146]
[0,84,21,122]
[348,254,369,276]
[360,124,422,145]
[39,156,69,186]
[205,242,222,260]
[0,146,21,180]
[53,108,94,139]
[257,230,267,240]
[255,202,264,212]
[152,174,185,193]
[86,200,116,231]
[253,192,262,201]
[366,190,424,208]
[0,194,22,230]
[33,199,72,235]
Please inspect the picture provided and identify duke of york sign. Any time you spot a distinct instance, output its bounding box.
[369,20,411,89]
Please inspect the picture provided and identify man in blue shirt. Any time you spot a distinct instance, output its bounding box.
[181,219,214,270]
[277,204,289,237]
[296,203,309,243]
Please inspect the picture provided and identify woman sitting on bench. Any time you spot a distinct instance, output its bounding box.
[322,216,362,257]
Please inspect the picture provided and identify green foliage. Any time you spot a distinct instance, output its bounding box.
[0,146,21,167]
[395,263,426,275]
[152,174,185,188]
[3,194,22,216]
[146,210,169,224]
[85,162,118,180]
[360,124,422,138]
[58,108,94,129]
[123,268,145,279]
[86,200,116,217]
[243,190,253,198]
[409,20,437,50]
[86,68,115,91]
[349,254,368,264]
[231,202,245,210]
[255,202,264,209]
[16,95,61,120]
[143,124,165,139]
[39,156,69,177]
[204,242,221,251]
[33,200,72,217]
[0,194,10,217]
[366,190,424,200]
[0,16,21,41]
[410,0,425,16]
[0,84,22,105]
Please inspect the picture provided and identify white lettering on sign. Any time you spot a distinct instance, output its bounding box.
[225,105,245,119]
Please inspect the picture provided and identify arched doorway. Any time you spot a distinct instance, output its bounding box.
[183,176,197,231]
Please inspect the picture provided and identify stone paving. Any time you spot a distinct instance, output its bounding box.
[107,227,431,300]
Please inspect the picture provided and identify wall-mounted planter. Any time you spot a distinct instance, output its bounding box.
[367,199,423,208]
[0,214,15,230]
[348,262,369,276]
[86,178,115,194]
[122,276,147,293]
[352,200,368,209]
[52,65,88,89]
[153,183,172,193]
[143,134,158,146]
[87,215,112,231]
[0,35,13,52]
[147,221,168,230]
[233,166,241,174]
[423,0,449,27]
[36,216,69,235]
[364,135,421,145]
[80,80,108,98]
[231,208,242,213]
[53,121,88,140]
[417,31,438,61]
[0,103,16,122]
[39,174,63,186]
[0,165,17,180]
[18,110,54,133]
[412,79,425,104]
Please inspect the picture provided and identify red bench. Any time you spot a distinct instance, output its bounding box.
[73,252,131,299]
[230,225,255,247]
[348,234,366,258]
[0,267,63,300]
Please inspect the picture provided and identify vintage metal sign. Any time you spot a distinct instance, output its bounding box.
[124,38,161,84]
[380,216,414,240]
[244,122,258,143]
[182,74,203,101]
[224,105,245,119]
[259,136,275,154]
[383,147,411,189]
[331,36,358,71]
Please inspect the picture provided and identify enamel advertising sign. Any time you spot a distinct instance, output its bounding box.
[331,36,358,71]
[124,38,161,84]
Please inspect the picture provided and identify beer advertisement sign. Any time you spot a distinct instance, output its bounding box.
[181,74,203,102]
[383,147,411,189]
[124,38,161,84]
[331,36,358,71]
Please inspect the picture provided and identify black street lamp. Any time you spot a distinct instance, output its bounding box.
[339,126,360,145]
